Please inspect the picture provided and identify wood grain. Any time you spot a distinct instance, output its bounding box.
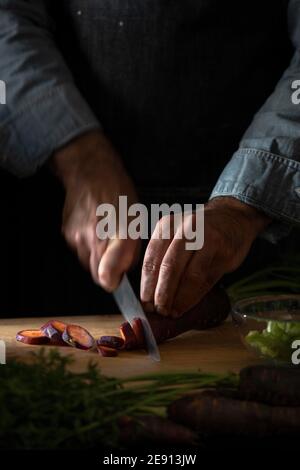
[0,314,259,377]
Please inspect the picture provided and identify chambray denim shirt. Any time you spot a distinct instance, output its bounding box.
[0,0,299,243]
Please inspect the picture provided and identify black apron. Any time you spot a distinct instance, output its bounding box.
[53,0,291,194]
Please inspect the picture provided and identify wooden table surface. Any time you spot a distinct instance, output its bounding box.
[0,314,259,377]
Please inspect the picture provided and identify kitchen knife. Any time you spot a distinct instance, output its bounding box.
[113,274,161,362]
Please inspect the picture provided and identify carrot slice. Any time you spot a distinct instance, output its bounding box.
[16,329,50,345]
[97,336,125,350]
[132,318,146,349]
[62,324,95,350]
[40,320,68,345]
[119,322,138,349]
[97,345,118,357]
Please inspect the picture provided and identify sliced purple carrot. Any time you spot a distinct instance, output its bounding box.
[40,319,68,345]
[16,329,50,345]
[97,344,118,357]
[62,324,95,350]
[97,336,124,350]
[119,322,138,350]
[132,318,146,349]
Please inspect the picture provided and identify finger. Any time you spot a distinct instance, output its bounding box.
[154,236,193,316]
[172,250,221,317]
[140,217,174,312]
[98,238,138,291]
[85,225,108,284]
[89,241,108,285]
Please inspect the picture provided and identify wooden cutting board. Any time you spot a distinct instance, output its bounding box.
[0,314,259,377]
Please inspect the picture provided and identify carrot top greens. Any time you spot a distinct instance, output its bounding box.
[0,349,236,449]
[227,257,300,302]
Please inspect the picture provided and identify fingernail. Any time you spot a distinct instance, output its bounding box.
[156,305,169,316]
[144,302,154,313]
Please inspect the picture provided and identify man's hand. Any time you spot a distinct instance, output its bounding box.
[140,197,271,317]
[52,131,140,291]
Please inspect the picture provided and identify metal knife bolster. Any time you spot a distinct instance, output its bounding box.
[113,274,161,362]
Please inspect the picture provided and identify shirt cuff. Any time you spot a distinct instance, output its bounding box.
[209,148,300,243]
[0,82,101,177]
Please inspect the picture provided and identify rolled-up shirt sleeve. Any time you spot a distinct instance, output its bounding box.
[0,0,100,177]
[210,0,300,242]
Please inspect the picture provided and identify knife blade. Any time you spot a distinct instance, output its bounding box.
[113,274,161,362]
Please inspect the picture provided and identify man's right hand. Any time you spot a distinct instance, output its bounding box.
[51,131,140,291]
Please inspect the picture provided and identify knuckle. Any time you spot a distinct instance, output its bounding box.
[142,260,160,274]
[160,259,177,276]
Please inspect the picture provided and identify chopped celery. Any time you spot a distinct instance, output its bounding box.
[245,321,300,362]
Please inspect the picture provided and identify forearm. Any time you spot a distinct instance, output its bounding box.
[0,0,100,177]
[51,131,123,187]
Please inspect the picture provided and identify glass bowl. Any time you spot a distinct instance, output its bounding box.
[231,295,300,365]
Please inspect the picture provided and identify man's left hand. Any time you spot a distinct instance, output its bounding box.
[140,197,270,317]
